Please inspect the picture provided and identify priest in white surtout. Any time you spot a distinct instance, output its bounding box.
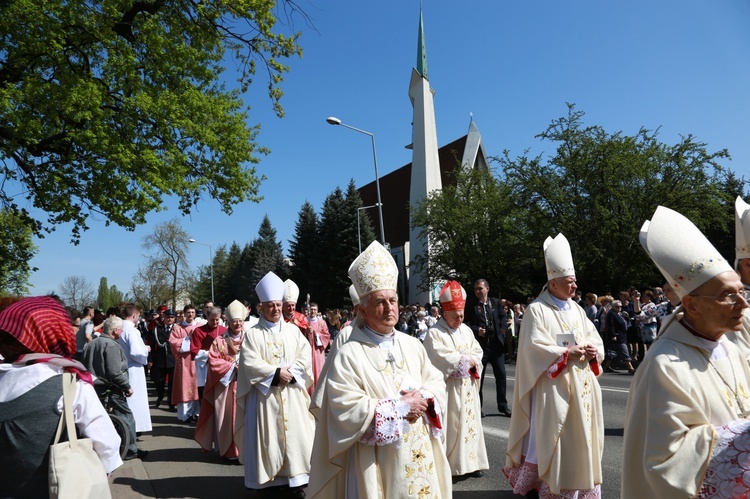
[307,241,451,498]
[503,234,604,498]
[423,280,488,479]
[235,271,315,495]
[622,206,750,498]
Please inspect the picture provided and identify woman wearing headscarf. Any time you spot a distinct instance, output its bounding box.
[0,296,123,497]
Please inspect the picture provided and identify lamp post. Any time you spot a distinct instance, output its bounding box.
[357,203,382,254]
[326,116,386,245]
[189,238,214,303]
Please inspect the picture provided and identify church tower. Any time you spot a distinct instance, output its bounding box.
[407,7,442,306]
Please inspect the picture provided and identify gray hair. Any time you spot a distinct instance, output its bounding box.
[102,316,123,336]
[611,300,622,307]
[208,306,222,318]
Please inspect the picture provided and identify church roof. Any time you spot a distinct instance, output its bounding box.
[358,134,485,248]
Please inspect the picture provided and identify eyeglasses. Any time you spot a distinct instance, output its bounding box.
[688,290,750,305]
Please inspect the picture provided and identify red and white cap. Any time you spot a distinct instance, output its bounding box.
[439,281,467,312]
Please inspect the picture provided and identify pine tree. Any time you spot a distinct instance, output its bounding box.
[288,201,321,303]
[97,277,110,310]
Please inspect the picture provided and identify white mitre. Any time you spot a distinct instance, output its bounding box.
[225,300,247,321]
[544,233,575,280]
[640,205,732,300]
[255,271,285,303]
[735,196,750,267]
[348,241,398,298]
[348,284,360,306]
[283,279,300,304]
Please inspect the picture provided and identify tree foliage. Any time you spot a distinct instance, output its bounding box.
[411,166,536,298]
[0,208,37,294]
[0,0,306,251]
[288,201,321,301]
[413,105,740,301]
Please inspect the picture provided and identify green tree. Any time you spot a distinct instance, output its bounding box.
[108,285,124,308]
[97,277,110,310]
[247,216,288,302]
[411,166,536,299]
[498,104,732,293]
[0,0,305,252]
[0,209,37,295]
[142,218,190,310]
[288,201,321,303]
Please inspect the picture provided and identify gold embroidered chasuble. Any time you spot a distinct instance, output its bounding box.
[235,320,315,485]
[506,290,604,494]
[423,319,488,476]
[622,318,750,498]
[307,325,452,498]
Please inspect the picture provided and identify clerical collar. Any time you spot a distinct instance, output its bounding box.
[680,318,721,343]
[309,316,318,322]
[182,320,195,327]
[363,325,395,349]
[550,294,572,311]
[260,316,281,333]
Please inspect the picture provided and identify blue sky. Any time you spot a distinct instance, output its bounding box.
[27,0,750,298]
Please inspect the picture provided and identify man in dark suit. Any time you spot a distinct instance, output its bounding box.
[149,309,176,410]
[465,278,510,417]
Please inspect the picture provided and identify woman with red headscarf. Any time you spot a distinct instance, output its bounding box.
[0,296,123,497]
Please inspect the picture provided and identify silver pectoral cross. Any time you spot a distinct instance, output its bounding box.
[386,351,397,371]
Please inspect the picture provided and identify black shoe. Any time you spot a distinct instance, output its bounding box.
[467,470,484,478]
[124,449,149,461]
[499,407,512,417]
[481,411,486,418]
[154,397,163,408]
[168,405,177,412]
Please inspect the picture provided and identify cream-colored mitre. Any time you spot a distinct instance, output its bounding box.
[283,279,300,304]
[544,233,575,279]
[348,241,398,298]
[640,205,732,300]
[225,300,247,321]
[348,284,360,306]
[255,271,285,303]
[735,196,750,267]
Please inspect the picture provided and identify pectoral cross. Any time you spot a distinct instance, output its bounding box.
[386,351,397,371]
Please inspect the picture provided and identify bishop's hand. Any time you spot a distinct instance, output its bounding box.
[400,389,427,423]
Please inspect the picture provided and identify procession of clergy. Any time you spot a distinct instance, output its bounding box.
[186,199,750,499]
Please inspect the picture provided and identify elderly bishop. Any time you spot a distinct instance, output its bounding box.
[308,241,451,498]
[423,280,488,480]
[235,272,315,497]
[503,234,604,498]
[622,206,750,498]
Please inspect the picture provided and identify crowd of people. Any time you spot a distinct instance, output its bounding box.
[6,199,750,498]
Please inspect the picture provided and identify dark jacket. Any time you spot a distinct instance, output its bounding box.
[465,296,507,353]
[607,311,628,344]
[149,324,175,369]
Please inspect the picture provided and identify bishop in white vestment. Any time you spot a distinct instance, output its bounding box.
[308,241,451,498]
[623,206,750,498]
[423,281,488,478]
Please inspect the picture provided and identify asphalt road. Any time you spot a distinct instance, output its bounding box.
[111,364,633,498]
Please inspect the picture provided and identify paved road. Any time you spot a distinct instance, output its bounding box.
[110,364,634,498]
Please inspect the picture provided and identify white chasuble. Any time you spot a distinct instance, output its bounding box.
[622,318,750,498]
[423,319,488,476]
[235,320,315,488]
[307,325,452,498]
[504,290,604,496]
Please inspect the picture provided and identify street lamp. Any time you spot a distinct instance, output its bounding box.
[357,204,382,254]
[326,116,386,245]
[189,238,214,303]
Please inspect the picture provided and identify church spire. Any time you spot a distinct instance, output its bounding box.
[416,5,428,80]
